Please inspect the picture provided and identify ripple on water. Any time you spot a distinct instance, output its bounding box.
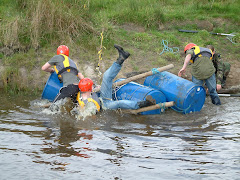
[0,95,239,179]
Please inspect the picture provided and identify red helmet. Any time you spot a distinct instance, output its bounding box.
[184,43,197,53]
[78,78,94,92]
[57,45,69,56]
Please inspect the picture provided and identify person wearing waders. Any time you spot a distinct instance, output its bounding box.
[178,43,221,105]
[77,44,156,112]
[206,45,231,92]
[42,45,84,103]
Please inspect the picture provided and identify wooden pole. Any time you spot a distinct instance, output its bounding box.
[122,101,175,115]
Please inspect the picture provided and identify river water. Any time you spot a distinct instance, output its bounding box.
[0,92,239,180]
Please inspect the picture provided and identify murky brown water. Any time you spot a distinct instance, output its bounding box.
[0,92,239,180]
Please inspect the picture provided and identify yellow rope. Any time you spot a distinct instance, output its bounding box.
[96,29,105,77]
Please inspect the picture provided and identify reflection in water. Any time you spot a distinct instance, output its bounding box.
[0,93,239,179]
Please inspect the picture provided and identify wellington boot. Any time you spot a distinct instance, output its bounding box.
[114,44,130,65]
[211,95,221,105]
[137,95,156,108]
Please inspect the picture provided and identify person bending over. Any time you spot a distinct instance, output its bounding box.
[42,45,84,103]
[178,43,221,105]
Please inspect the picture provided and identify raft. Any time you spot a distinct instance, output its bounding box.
[41,71,206,114]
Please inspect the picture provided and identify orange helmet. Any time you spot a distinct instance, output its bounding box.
[78,78,94,92]
[57,45,69,56]
[184,43,197,53]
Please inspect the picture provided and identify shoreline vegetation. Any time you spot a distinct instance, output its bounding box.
[0,0,239,95]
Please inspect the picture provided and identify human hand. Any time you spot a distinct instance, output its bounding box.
[93,85,101,92]
[178,68,185,77]
[216,84,222,91]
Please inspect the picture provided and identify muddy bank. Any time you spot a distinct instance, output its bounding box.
[1,57,239,94]
[0,41,239,94]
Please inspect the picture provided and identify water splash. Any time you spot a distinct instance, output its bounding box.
[72,102,98,120]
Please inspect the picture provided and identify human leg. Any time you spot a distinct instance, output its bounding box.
[192,76,204,86]
[205,74,221,105]
[100,62,122,100]
[99,45,157,110]
[53,84,79,103]
[100,45,130,100]
[103,99,139,109]
[103,95,156,110]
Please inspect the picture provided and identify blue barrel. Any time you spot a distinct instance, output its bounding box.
[113,79,167,115]
[41,72,63,102]
[144,71,206,114]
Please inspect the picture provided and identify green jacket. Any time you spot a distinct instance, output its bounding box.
[186,48,215,80]
[212,53,231,87]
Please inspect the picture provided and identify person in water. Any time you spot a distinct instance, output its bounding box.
[42,45,84,103]
[178,43,221,105]
[77,44,156,112]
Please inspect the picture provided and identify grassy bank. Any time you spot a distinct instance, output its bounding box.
[0,0,239,94]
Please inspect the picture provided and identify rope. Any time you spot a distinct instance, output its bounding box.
[151,68,161,74]
[171,104,192,114]
[112,84,126,101]
[159,40,179,55]
[158,102,166,112]
[96,30,105,77]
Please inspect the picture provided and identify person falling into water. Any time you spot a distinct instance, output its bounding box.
[76,44,156,114]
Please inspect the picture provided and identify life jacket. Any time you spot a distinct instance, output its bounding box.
[54,54,78,82]
[190,46,213,64]
[76,92,101,112]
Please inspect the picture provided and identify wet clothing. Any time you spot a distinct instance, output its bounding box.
[186,47,221,105]
[77,92,101,112]
[48,55,80,87]
[192,74,221,105]
[53,84,79,103]
[100,62,140,109]
[212,53,231,87]
[48,55,81,103]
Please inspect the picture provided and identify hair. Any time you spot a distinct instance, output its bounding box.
[206,45,214,52]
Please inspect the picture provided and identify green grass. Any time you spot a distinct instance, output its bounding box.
[0,0,239,93]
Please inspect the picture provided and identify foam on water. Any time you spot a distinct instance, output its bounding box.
[32,98,99,120]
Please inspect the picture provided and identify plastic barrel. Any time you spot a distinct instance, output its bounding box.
[41,72,63,102]
[113,79,167,115]
[144,71,206,114]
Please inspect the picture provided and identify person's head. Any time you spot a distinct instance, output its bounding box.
[184,43,197,53]
[78,78,93,92]
[57,45,69,56]
[206,45,215,54]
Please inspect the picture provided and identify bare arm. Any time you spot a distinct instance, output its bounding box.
[42,62,54,73]
[78,72,84,80]
[178,54,191,77]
